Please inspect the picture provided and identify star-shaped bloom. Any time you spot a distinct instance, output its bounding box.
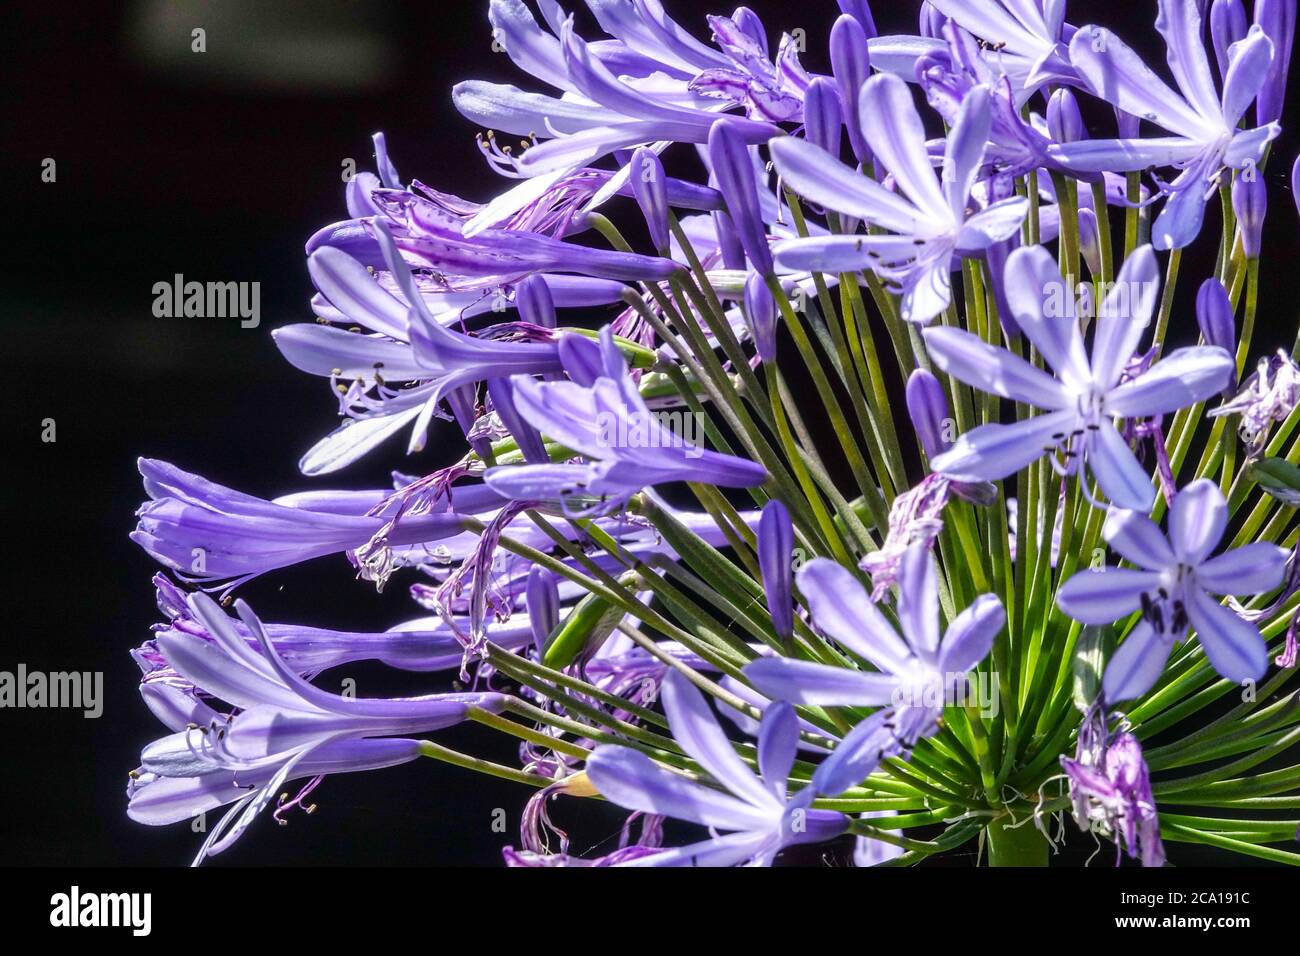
[771,73,1027,323]
[1058,479,1287,701]
[584,670,846,866]
[925,244,1235,510]
[1050,0,1279,250]
[744,541,1004,794]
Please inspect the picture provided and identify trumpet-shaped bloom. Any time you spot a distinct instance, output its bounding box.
[127,593,505,864]
[925,245,1235,510]
[771,74,1027,323]
[131,459,506,589]
[1058,479,1287,701]
[584,670,847,866]
[484,327,766,514]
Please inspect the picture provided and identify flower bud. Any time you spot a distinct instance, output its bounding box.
[830,14,873,167]
[837,0,878,37]
[514,274,555,328]
[803,77,843,158]
[1048,89,1085,144]
[487,377,548,464]
[744,270,778,363]
[907,368,952,460]
[629,147,670,256]
[1232,170,1267,258]
[526,566,560,651]
[708,119,773,275]
[1210,0,1248,80]
[1196,277,1236,353]
[1078,207,1102,278]
[1254,0,1296,125]
[758,500,795,641]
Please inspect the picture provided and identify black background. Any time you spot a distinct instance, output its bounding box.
[3,0,1297,867]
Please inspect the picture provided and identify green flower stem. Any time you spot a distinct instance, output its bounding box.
[616,621,849,740]
[1050,172,1080,287]
[418,737,552,788]
[963,705,1001,807]
[1090,179,1115,284]
[502,695,696,768]
[1159,822,1300,865]
[484,643,667,730]
[767,377,858,566]
[841,274,909,482]
[1236,257,1260,376]
[843,818,946,852]
[470,707,592,760]
[765,274,887,515]
[1124,172,1141,257]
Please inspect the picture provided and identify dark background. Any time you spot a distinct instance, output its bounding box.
[3,0,1296,866]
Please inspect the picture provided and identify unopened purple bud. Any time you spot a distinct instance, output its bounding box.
[488,377,549,464]
[1210,0,1248,80]
[1078,207,1101,278]
[1196,277,1236,353]
[1048,89,1085,144]
[837,0,878,38]
[712,209,747,271]
[919,1,946,38]
[1254,0,1296,125]
[732,6,768,55]
[1232,171,1267,258]
[1293,154,1300,222]
[630,147,671,256]
[372,131,401,188]
[557,332,603,387]
[758,499,795,640]
[985,239,1022,339]
[803,78,844,157]
[526,566,560,650]
[744,270,778,363]
[830,14,873,167]
[514,274,556,328]
[708,119,773,275]
[907,368,952,460]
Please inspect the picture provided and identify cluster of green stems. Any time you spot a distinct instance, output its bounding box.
[418,156,1300,866]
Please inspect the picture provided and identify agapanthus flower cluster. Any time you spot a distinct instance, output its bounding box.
[129,0,1300,867]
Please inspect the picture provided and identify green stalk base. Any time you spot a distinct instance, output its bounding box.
[987,817,1049,867]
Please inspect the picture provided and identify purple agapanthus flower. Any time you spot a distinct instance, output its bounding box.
[484,327,767,514]
[926,244,1235,510]
[925,0,1078,96]
[1058,479,1287,701]
[1050,0,1280,250]
[132,459,506,590]
[453,1,780,178]
[1060,705,1166,867]
[771,74,1028,323]
[127,592,504,864]
[583,670,847,866]
[745,541,1004,793]
[135,574,535,683]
